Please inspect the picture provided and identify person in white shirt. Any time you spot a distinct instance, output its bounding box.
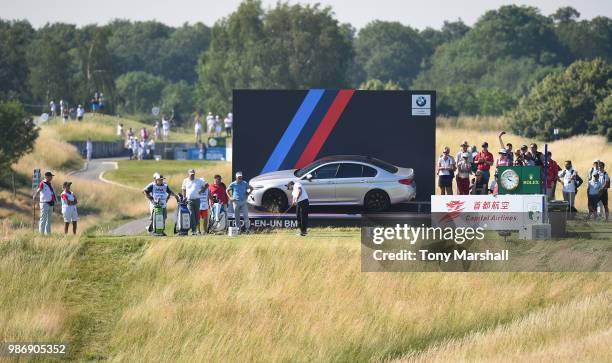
[60,181,78,234]
[206,112,214,135]
[33,171,57,235]
[587,172,604,220]
[198,178,210,234]
[214,115,222,137]
[287,180,309,236]
[456,141,472,164]
[77,104,85,121]
[161,117,170,141]
[86,138,93,162]
[597,161,609,222]
[194,113,203,144]
[131,137,140,160]
[437,146,456,195]
[558,160,580,214]
[224,113,233,136]
[117,123,124,139]
[50,100,57,117]
[143,173,179,235]
[181,169,208,235]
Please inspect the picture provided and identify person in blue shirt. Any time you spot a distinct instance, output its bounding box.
[227,171,253,233]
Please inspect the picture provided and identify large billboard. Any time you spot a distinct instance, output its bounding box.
[232,89,436,205]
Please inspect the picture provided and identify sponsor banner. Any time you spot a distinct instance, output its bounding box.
[32,169,41,191]
[205,147,226,160]
[411,94,431,116]
[431,194,546,230]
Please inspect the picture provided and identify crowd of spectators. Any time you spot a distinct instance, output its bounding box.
[437,131,609,220]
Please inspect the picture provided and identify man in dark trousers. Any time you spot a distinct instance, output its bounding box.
[287,180,309,236]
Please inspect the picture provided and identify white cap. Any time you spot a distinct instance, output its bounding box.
[153,172,160,179]
[235,171,243,178]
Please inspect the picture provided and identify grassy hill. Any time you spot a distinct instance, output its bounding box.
[1,230,610,361]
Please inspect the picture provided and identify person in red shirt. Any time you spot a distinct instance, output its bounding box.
[546,151,560,199]
[208,174,228,208]
[473,142,494,192]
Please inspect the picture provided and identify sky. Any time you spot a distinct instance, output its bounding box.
[1,0,610,30]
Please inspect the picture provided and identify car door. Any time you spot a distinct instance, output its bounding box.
[301,163,339,203]
[334,163,379,203]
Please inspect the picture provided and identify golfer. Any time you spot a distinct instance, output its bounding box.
[61,181,78,234]
[287,181,309,236]
[144,173,178,235]
[182,169,207,235]
[227,171,253,233]
[33,171,57,235]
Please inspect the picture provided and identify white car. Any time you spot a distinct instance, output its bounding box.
[248,155,416,212]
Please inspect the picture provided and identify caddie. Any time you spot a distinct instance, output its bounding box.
[143,173,178,235]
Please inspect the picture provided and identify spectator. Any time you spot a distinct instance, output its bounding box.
[456,141,472,164]
[530,143,544,166]
[140,127,148,142]
[224,113,233,137]
[437,146,455,195]
[524,152,535,166]
[470,145,478,173]
[227,171,253,233]
[98,93,105,113]
[287,180,309,236]
[209,174,228,209]
[498,131,513,164]
[496,149,511,167]
[587,159,601,180]
[198,178,210,234]
[117,123,124,139]
[545,151,560,199]
[131,137,140,160]
[91,97,98,113]
[76,104,84,121]
[138,139,145,160]
[60,181,78,234]
[474,142,494,191]
[60,99,65,117]
[513,150,524,166]
[194,113,203,144]
[456,153,471,195]
[587,172,604,220]
[49,100,57,117]
[519,144,529,160]
[33,171,56,235]
[597,161,609,222]
[214,115,222,137]
[62,106,69,125]
[154,121,161,141]
[558,160,580,214]
[86,138,93,162]
[206,112,214,135]
[181,169,207,235]
[162,116,170,141]
[470,170,487,195]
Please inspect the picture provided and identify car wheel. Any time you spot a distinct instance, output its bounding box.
[364,190,390,212]
[262,189,288,212]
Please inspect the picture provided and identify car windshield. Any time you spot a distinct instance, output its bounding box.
[294,160,327,177]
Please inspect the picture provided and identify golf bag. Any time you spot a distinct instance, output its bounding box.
[174,193,191,235]
[151,198,165,236]
[208,197,228,234]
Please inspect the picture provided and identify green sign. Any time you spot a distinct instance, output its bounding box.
[207,137,226,148]
[497,166,541,194]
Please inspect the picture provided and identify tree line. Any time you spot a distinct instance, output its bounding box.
[0,1,610,140]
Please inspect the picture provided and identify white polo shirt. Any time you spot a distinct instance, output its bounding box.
[292,181,309,203]
[182,177,206,200]
[559,168,577,193]
[438,156,455,176]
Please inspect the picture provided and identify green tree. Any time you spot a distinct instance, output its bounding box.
[85,27,116,111]
[358,79,402,91]
[197,0,353,112]
[115,71,164,114]
[592,93,612,141]
[0,100,38,171]
[0,20,35,101]
[159,23,211,83]
[509,59,612,140]
[553,11,612,62]
[26,27,75,105]
[160,81,195,126]
[355,21,425,88]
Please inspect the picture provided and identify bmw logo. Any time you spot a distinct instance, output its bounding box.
[416,96,427,107]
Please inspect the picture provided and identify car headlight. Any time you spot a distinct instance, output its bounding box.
[252,185,264,190]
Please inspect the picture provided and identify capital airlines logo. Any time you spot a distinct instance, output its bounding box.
[440,200,465,223]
